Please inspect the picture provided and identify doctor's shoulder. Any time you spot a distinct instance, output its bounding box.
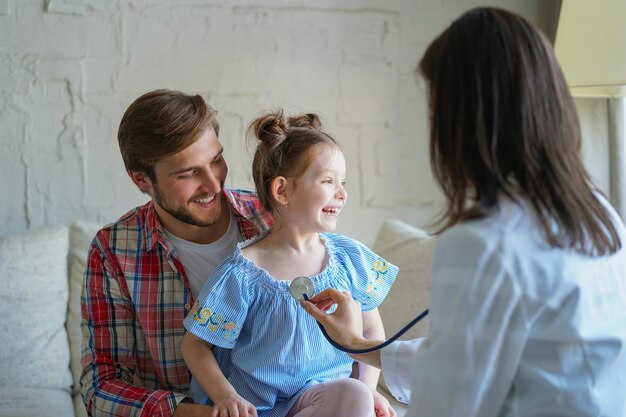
[431,217,517,279]
[433,198,539,259]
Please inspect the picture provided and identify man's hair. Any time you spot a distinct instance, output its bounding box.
[118,89,219,181]
[418,7,621,255]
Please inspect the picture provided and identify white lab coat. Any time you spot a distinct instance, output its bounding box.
[381,196,626,417]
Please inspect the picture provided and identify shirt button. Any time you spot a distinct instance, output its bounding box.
[185,303,191,309]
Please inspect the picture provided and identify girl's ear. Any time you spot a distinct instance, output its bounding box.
[271,176,291,206]
[128,170,153,195]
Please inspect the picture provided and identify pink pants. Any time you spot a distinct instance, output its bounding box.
[285,379,375,417]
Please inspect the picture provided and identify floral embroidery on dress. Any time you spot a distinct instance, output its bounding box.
[188,302,201,319]
[191,302,240,341]
[365,258,390,299]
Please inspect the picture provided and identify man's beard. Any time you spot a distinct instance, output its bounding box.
[153,184,222,228]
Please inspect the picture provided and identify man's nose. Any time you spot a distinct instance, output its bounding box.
[201,169,222,193]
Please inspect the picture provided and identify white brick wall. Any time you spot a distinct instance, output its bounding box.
[1,0,553,244]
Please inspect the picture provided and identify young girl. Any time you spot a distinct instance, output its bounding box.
[181,111,397,417]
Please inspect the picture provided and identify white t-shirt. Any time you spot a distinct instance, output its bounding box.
[164,212,243,299]
[382,194,626,417]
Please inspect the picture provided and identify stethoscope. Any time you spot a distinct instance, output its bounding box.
[290,276,429,354]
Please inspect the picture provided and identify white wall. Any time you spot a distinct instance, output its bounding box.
[1,0,556,245]
[577,98,610,194]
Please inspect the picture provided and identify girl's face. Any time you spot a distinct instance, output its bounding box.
[284,145,348,233]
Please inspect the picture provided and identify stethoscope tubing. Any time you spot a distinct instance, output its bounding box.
[302,293,430,354]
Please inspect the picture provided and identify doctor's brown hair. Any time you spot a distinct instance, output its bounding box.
[247,111,339,218]
[118,89,220,182]
[418,7,621,255]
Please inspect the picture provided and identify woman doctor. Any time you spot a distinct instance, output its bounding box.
[301,7,626,417]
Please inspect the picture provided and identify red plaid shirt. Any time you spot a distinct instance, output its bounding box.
[80,190,273,417]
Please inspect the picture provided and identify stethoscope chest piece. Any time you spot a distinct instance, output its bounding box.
[290,276,315,301]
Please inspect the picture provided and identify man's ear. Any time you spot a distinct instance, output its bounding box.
[128,170,153,195]
[271,176,291,206]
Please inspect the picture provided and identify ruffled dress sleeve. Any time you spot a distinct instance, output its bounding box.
[326,233,398,311]
[183,259,249,349]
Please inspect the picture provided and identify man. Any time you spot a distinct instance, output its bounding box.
[80,89,273,417]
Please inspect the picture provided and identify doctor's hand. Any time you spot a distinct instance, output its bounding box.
[300,288,364,348]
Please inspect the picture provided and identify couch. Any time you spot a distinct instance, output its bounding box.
[0,219,434,417]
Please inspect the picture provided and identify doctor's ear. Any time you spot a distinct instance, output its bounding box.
[271,176,291,207]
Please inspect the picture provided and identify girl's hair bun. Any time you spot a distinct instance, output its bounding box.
[288,113,322,130]
[248,111,289,148]
[248,111,323,149]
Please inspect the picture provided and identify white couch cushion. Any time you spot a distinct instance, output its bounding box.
[68,221,102,397]
[0,387,74,417]
[372,219,435,413]
[74,393,88,417]
[0,225,72,391]
[373,219,434,340]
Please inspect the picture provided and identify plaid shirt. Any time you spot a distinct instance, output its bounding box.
[80,189,273,417]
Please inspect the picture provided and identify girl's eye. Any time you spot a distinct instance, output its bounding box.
[323,179,333,184]
[212,155,223,164]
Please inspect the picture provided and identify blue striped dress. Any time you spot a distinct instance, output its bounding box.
[183,233,397,417]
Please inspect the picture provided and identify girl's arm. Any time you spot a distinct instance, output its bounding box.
[359,308,396,417]
[181,332,256,417]
[358,308,384,390]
